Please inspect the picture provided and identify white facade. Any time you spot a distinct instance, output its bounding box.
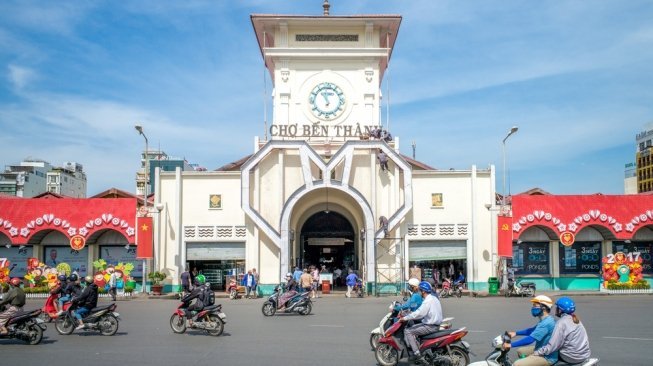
[46,162,87,198]
[154,11,497,294]
[0,160,50,197]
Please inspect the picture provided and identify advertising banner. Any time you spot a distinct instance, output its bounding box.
[44,246,89,277]
[559,242,601,274]
[99,246,142,278]
[0,246,33,277]
[512,242,549,275]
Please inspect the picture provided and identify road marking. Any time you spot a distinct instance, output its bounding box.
[467,330,487,333]
[310,324,345,328]
[603,336,653,341]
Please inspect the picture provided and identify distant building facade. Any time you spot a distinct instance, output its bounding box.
[135,150,196,197]
[624,162,637,194]
[46,162,87,198]
[636,124,653,193]
[0,159,87,198]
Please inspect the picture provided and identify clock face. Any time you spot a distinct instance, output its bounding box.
[309,82,345,120]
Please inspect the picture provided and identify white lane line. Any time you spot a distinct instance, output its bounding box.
[310,324,345,328]
[603,336,653,341]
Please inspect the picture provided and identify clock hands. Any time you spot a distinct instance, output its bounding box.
[320,90,334,106]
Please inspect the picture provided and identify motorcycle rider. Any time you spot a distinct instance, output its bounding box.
[0,278,26,335]
[51,274,68,313]
[503,295,557,366]
[72,275,99,330]
[278,273,298,310]
[532,297,591,365]
[395,278,423,313]
[181,275,209,325]
[399,281,443,365]
[58,274,82,315]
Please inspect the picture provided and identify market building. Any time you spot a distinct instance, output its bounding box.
[154,7,497,295]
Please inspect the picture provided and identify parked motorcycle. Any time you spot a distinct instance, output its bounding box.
[39,293,71,322]
[261,286,312,316]
[439,279,462,298]
[55,302,120,336]
[170,302,226,336]
[0,304,46,345]
[469,332,600,366]
[375,319,470,366]
[369,300,454,350]
[227,279,246,300]
[504,279,536,297]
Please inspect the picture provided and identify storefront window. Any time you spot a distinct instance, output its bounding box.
[44,246,89,277]
[612,241,653,275]
[99,245,143,278]
[511,242,549,275]
[559,241,600,274]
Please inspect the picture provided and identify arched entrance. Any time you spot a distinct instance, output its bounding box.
[299,211,356,271]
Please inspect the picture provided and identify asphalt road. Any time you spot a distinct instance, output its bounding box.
[2,294,652,366]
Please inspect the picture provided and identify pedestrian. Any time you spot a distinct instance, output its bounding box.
[333,267,342,287]
[252,268,260,298]
[242,270,257,299]
[300,268,312,294]
[107,266,118,301]
[293,266,303,291]
[311,266,320,299]
[180,268,191,296]
[345,270,358,298]
[191,267,198,290]
[379,216,389,238]
[448,262,455,278]
[377,149,389,171]
[432,266,440,288]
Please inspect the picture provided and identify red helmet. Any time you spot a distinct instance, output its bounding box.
[9,277,21,286]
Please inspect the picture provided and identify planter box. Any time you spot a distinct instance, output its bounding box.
[25,292,134,299]
[599,287,653,295]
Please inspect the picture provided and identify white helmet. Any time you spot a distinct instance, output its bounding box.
[530,295,553,309]
[286,272,293,278]
[408,278,420,287]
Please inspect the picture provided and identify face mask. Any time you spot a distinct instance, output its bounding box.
[555,307,562,318]
[531,307,543,317]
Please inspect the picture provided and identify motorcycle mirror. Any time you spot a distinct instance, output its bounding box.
[402,296,408,302]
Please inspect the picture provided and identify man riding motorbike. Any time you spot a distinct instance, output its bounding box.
[181,274,209,325]
[278,273,299,310]
[532,297,591,365]
[398,281,443,365]
[72,275,99,330]
[50,274,68,313]
[58,274,81,315]
[0,277,26,335]
[396,278,423,313]
[503,295,557,366]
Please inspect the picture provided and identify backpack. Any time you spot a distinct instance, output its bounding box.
[204,287,215,306]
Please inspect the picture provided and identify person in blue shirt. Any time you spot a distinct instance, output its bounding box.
[395,278,423,312]
[292,267,303,291]
[453,271,465,286]
[504,295,558,366]
[345,270,358,298]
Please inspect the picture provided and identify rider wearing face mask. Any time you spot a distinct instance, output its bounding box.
[395,278,423,312]
[504,295,557,366]
[533,297,591,365]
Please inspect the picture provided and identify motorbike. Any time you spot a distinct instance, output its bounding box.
[504,279,536,297]
[55,302,120,336]
[353,278,365,297]
[0,304,46,345]
[469,332,600,366]
[261,285,312,316]
[369,300,454,350]
[375,318,471,366]
[39,293,71,322]
[227,280,246,300]
[439,279,462,298]
[170,302,226,336]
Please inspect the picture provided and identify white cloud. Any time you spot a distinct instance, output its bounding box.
[7,64,37,90]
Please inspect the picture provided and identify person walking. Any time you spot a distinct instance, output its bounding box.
[242,270,257,299]
[432,266,440,288]
[252,268,260,298]
[180,268,191,296]
[292,266,303,291]
[345,270,358,298]
[107,267,118,301]
[300,268,312,295]
[311,266,320,299]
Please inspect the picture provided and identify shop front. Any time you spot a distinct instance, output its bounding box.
[408,240,467,285]
[186,242,246,290]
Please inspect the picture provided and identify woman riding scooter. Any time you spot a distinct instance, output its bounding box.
[532,297,592,365]
[278,273,298,310]
[503,295,557,366]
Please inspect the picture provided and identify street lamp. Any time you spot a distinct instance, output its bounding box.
[500,126,518,289]
[135,124,149,293]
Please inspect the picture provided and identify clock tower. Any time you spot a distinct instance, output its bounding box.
[251,10,401,141]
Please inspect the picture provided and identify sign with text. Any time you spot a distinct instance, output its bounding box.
[270,123,377,138]
[0,246,33,278]
[559,242,600,274]
[612,242,652,274]
[512,242,549,275]
[44,246,89,277]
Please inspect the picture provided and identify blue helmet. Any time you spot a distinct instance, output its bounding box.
[418,281,432,293]
[556,297,576,315]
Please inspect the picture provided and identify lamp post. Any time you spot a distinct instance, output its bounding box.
[135,124,149,294]
[500,126,518,289]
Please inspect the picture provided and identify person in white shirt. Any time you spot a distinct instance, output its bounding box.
[399,281,443,364]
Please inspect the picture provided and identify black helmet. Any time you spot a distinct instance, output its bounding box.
[68,274,79,282]
[57,274,67,282]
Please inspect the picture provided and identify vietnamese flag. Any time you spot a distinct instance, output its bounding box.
[136,216,153,259]
[498,215,513,258]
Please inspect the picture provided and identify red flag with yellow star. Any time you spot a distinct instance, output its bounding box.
[136,216,153,259]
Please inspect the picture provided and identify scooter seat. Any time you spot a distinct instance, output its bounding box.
[204,304,221,311]
[7,310,40,324]
[89,304,114,312]
[519,282,536,287]
[418,329,455,340]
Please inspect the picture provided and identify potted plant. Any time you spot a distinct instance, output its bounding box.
[148,271,167,295]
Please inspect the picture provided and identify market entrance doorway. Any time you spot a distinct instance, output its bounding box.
[299,211,355,286]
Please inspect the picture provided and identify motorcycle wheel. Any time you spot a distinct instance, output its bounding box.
[455,289,462,298]
[229,290,237,300]
[298,302,312,316]
[205,314,224,336]
[99,314,119,336]
[55,316,75,335]
[448,345,470,366]
[504,289,510,297]
[262,302,276,316]
[170,314,187,334]
[370,333,381,349]
[25,323,44,345]
[38,312,52,323]
[375,343,399,366]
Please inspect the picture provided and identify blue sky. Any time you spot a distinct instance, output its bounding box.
[1,1,652,196]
